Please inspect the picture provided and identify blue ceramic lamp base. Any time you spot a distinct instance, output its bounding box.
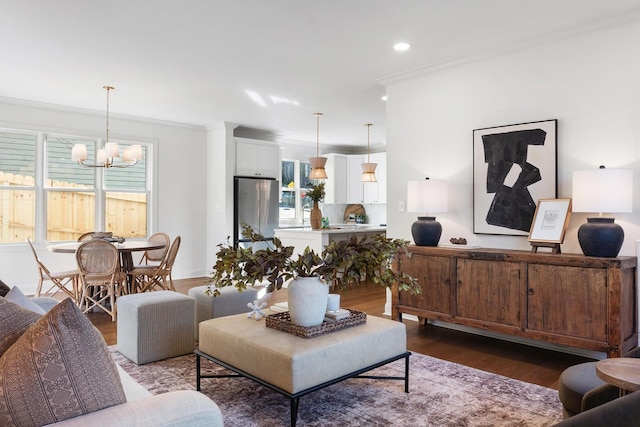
[411,216,442,246]
[577,217,624,258]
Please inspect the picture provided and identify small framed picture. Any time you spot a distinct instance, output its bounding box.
[528,198,572,243]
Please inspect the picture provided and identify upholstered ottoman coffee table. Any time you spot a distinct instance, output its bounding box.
[196,312,410,426]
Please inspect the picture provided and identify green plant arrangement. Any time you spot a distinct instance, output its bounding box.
[306,182,325,202]
[207,223,420,296]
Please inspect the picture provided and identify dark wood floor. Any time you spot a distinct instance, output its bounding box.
[88,277,593,390]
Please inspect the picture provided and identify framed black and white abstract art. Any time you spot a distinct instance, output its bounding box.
[473,119,557,236]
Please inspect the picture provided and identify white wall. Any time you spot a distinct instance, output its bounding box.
[383,21,640,256]
[0,99,209,293]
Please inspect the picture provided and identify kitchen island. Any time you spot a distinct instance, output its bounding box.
[275,225,386,255]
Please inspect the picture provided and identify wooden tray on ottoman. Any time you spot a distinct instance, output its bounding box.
[266,309,366,338]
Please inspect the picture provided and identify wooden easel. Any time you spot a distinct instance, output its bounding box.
[530,242,561,254]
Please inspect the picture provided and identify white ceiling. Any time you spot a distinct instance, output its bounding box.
[2,0,640,148]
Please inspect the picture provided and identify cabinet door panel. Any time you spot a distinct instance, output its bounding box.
[527,264,607,341]
[324,154,347,204]
[236,142,259,176]
[346,156,363,203]
[398,254,451,314]
[456,259,521,327]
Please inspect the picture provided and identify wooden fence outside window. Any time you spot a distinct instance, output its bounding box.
[0,171,146,243]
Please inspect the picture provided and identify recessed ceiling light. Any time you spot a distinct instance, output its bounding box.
[381,95,388,101]
[393,42,411,52]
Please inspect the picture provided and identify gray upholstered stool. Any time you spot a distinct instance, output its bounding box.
[188,285,259,339]
[117,291,195,364]
[558,361,620,418]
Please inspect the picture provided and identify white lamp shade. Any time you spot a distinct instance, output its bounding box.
[407,179,448,213]
[96,149,108,164]
[572,168,633,213]
[122,148,133,162]
[105,142,119,158]
[71,143,88,161]
[130,144,143,160]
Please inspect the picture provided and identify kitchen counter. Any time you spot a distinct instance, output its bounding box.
[275,225,386,255]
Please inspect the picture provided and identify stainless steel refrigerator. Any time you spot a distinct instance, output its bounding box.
[234,176,279,248]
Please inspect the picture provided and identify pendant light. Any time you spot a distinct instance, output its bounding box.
[309,112,328,180]
[71,86,143,168]
[361,123,377,182]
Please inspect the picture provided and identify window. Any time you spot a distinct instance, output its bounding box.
[0,132,36,243]
[279,160,312,226]
[0,129,152,244]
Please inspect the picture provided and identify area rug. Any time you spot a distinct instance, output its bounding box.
[110,346,562,426]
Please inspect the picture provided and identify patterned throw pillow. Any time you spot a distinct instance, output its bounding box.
[0,299,127,426]
[0,298,41,357]
[4,286,46,314]
[0,279,9,297]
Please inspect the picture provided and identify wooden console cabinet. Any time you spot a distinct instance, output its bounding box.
[392,246,638,357]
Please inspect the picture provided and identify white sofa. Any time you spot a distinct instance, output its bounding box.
[47,365,224,426]
[21,296,224,427]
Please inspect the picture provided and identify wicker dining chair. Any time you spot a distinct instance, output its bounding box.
[76,240,124,321]
[136,232,170,266]
[130,236,181,292]
[27,238,79,302]
[77,231,94,242]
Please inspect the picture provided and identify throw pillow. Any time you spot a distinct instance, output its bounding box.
[0,298,41,357]
[4,286,46,314]
[0,299,127,426]
[0,279,9,297]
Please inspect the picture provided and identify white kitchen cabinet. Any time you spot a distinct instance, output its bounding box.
[236,140,280,178]
[347,155,364,203]
[363,152,386,204]
[323,153,347,204]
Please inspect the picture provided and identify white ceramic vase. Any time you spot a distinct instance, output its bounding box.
[287,276,329,327]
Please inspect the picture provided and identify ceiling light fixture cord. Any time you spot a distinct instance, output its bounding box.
[104,85,113,145]
[315,112,322,156]
[366,123,372,162]
[308,112,328,180]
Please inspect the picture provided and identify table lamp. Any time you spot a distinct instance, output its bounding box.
[407,178,448,246]
[572,166,633,257]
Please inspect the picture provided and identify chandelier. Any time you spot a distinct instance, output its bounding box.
[308,112,328,180]
[71,86,143,168]
[361,123,377,182]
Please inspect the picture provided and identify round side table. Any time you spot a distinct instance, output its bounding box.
[596,357,640,396]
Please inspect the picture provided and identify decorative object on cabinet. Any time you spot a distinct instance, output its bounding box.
[572,166,633,258]
[309,113,328,180]
[361,123,377,182]
[473,119,557,236]
[528,198,572,254]
[392,246,637,357]
[72,86,143,168]
[407,178,447,246]
[207,223,419,326]
[343,204,366,223]
[307,182,325,230]
[449,237,467,245]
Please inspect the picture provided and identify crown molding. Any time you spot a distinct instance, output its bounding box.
[379,7,640,86]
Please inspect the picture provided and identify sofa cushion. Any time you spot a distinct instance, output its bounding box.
[0,298,127,426]
[0,279,10,297]
[5,285,46,314]
[0,298,41,356]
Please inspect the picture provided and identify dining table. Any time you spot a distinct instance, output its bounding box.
[48,240,167,291]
